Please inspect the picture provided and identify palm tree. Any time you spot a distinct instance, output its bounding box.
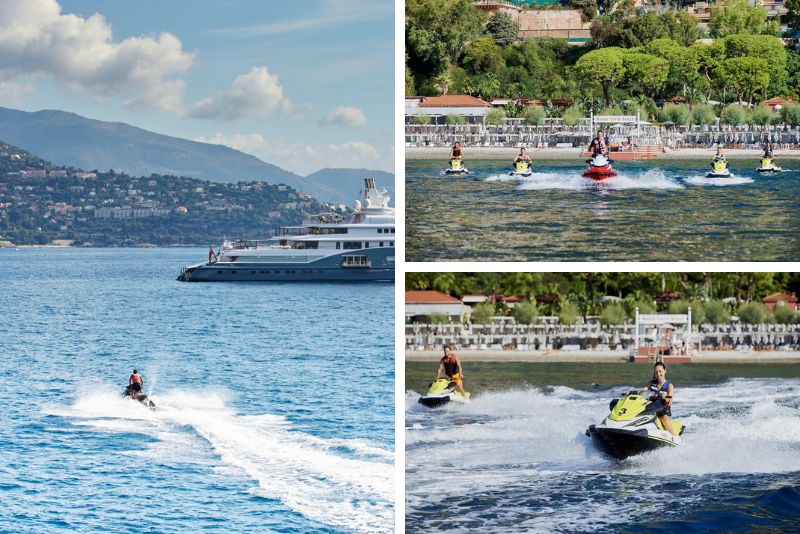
[433,71,452,96]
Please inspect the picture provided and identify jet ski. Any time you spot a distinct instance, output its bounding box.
[756,157,781,173]
[418,378,471,408]
[583,154,617,180]
[586,391,684,460]
[509,160,533,177]
[122,385,156,410]
[707,159,732,178]
[445,158,468,175]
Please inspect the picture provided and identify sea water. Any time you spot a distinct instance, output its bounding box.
[406,363,800,532]
[0,248,394,533]
[406,159,800,261]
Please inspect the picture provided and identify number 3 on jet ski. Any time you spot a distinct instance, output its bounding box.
[586,362,684,459]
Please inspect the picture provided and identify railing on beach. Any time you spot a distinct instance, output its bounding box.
[405,122,800,151]
[405,321,800,352]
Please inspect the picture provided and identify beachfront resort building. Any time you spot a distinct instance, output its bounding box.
[687,0,789,28]
[406,290,472,324]
[763,293,799,311]
[474,1,591,44]
[405,95,490,124]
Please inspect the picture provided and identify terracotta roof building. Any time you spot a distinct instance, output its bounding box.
[406,290,470,323]
[762,293,798,311]
[405,95,490,124]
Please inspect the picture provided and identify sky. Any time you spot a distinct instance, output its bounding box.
[0,0,394,175]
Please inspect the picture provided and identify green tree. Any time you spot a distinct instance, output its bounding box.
[472,301,496,324]
[704,300,731,324]
[445,113,465,124]
[721,103,748,125]
[562,105,585,126]
[574,47,626,106]
[412,114,431,125]
[463,37,505,75]
[720,57,771,105]
[622,53,669,97]
[659,103,691,125]
[428,312,449,324]
[485,108,507,125]
[433,70,453,95]
[692,103,717,124]
[737,302,768,324]
[524,105,547,125]
[748,104,776,125]
[773,303,797,324]
[708,0,778,38]
[512,301,539,325]
[558,300,580,325]
[485,11,518,47]
[600,303,626,325]
[406,0,487,77]
[782,103,800,126]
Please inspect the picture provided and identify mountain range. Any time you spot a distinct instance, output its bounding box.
[0,106,394,203]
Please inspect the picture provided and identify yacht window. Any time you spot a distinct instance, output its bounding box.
[217,270,223,274]
[231,270,237,274]
[365,242,369,248]
[336,242,341,249]
[377,228,383,234]
[390,229,395,233]
[379,241,383,247]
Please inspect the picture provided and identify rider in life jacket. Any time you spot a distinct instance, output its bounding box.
[639,362,674,434]
[763,140,774,159]
[435,345,466,396]
[129,369,144,398]
[586,130,608,163]
[514,147,532,164]
[450,142,463,161]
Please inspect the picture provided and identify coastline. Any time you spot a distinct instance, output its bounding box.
[406,146,800,160]
[406,349,800,364]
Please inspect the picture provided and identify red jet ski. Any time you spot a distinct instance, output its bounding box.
[583,154,618,180]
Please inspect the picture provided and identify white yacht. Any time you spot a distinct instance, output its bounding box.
[178,178,394,282]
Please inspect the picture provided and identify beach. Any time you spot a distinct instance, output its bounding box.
[406,146,800,160]
[406,349,800,363]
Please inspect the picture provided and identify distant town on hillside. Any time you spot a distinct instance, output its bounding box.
[0,141,338,247]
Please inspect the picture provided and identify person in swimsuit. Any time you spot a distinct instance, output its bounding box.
[640,362,674,435]
[435,345,466,396]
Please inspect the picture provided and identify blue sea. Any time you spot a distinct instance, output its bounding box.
[406,158,800,261]
[406,379,800,533]
[0,248,394,533]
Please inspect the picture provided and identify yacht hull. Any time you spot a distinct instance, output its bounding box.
[179,248,394,282]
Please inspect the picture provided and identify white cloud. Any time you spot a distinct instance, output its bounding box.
[208,0,391,37]
[320,106,367,127]
[0,0,194,113]
[0,81,34,104]
[188,67,291,120]
[194,132,391,175]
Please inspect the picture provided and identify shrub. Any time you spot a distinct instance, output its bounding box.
[445,114,465,125]
[599,105,625,116]
[524,105,546,125]
[692,103,717,125]
[659,103,691,125]
[782,103,800,126]
[721,104,747,125]
[773,302,797,324]
[737,302,768,324]
[558,301,580,325]
[485,108,507,125]
[562,105,584,126]
[512,301,539,325]
[472,301,496,324]
[704,300,731,324]
[428,312,449,324]
[749,104,775,125]
[412,114,430,125]
[600,303,626,325]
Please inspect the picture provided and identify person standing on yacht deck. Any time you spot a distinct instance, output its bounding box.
[435,345,466,396]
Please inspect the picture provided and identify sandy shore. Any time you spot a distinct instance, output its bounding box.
[406,146,800,160]
[406,349,800,363]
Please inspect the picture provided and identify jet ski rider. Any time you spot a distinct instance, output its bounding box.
[639,362,674,435]
[514,147,531,164]
[763,140,774,159]
[435,345,466,397]
[586,130,609,163]
[129,369,143,398]
[450,142,463,162]
[711,147,726,168]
